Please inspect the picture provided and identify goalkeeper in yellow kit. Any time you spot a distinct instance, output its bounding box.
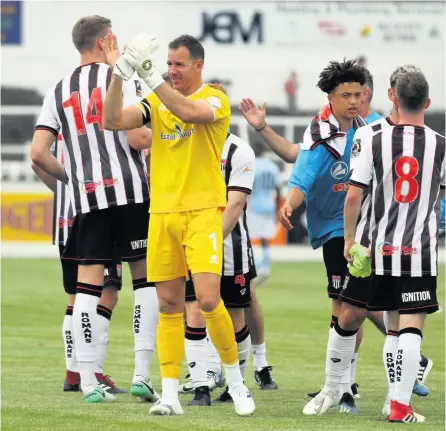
[103,33,255,416]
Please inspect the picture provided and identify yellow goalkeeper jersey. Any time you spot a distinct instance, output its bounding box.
[137,84,230,213]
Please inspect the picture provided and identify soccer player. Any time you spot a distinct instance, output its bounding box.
[242,60,366,410]
[181,126,257,406]
[30,16,158,404]
[248,147,281,284]
[358,68,383,124]
[306,70,444,423]
[103,34,255,416]
[32,137,126,394]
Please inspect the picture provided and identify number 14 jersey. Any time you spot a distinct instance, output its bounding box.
[35,62,149,215]
[350,125,445,277]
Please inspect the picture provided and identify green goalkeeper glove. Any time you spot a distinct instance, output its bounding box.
[348,244,372,278]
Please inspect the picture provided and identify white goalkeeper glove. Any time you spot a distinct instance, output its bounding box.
[123,33,164,90]
[112,56,135,81]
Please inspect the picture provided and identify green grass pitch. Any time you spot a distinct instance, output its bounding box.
[2,259,444,430]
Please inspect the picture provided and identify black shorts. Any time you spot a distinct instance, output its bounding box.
[322,237,348,299]
[367,274,439,315]
[338,273,371,309]
[185,272,253,308]
[59,246,123,294]
[63,202,149,265]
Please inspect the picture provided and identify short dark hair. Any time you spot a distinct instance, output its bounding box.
[317,59,366,94]
[168,34,205,61]
[396,71,429,113]
[72,15,111,53]
[362,68,374,103]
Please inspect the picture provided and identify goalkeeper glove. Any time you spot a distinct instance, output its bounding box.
[123,34,164,90]
[113,56,135,81]
[348,244,372,278]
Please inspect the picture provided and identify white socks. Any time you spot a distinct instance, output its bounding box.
[252,342,268,370]
[393,330,422,406]
[236,325,251,379]
[350,352,358,386]
[206,333,222,373]
[324,324,357,395]
[63,306,78,372]
[161,378,179,402]
[73,287,102,391]
[185,326,208,388]
[383,331,399,404]
[223,362,244,389]
[95,305,112,374]
[133,284,158,380]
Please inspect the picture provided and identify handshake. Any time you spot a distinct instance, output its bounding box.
[113,33,164,90]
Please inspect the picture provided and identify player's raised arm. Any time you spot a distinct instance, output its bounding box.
[102,33,147,131]
[240,98,299,163]
[120,34,226,125]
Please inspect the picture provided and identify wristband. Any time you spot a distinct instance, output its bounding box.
[255,122,267,132]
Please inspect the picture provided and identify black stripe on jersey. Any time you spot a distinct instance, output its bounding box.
[359,191,373,247]
[399,128,425,273]
[106,67,112,89]
[35,125,58,137]
[420,132,445,274]
[70,66,99,210]
[225,143,243,274]
[227,186,251,194]
[129,147,150,200]
[112,131,134,202]
[242,208,255,274]
[370,131,385,261]
[54,79,82,213]
[89,64,117,206]
[382,127,406,273]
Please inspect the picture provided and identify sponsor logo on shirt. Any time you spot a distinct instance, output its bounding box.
[333,183,349,192]
[80,179,119,194]
[330,161,348,179]
[378,242,417,256]
[160,124,195,140]
[58,217,73,228]
[131,239,148,250]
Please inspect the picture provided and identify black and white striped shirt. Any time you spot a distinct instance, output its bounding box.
[350,125,445,276]
[52,135,74,246]
[221,133,256,276]
[351,117,396,248]
[36,62,148,215]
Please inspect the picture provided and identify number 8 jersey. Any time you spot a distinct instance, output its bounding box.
[35,62,149,215]
[349,124,445,277]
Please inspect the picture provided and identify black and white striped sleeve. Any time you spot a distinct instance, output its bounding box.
[349,130,374,189]
[228,145,256,194]
[35,89,59,137]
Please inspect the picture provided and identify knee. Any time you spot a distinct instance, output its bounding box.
[197,295,220,313]
[338,304,367,331]
[100,287,119,310]
[186,302,206,327]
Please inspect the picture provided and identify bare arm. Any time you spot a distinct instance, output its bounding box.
[223,190,249,239]
[30,130,67,183]
[344,185,363,242]
[127,126,152,150]
[32,163,57,192]
[278,187,305,230]
[103,75,144,131]
[240,98,299,163]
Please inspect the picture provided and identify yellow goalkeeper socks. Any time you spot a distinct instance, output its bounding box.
[157,312,184,379]
[201,300,238,366]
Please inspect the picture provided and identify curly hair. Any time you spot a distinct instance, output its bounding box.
[317,59,366,94]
